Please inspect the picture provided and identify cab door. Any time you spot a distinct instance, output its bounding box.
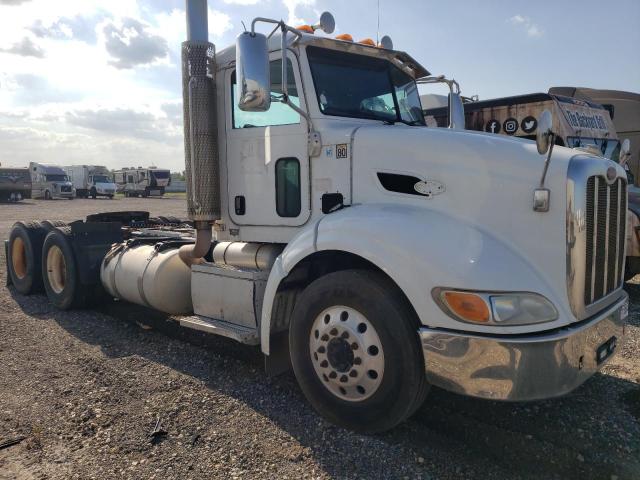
[225,52,310,226]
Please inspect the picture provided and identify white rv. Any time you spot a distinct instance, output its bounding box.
[113,167,171,197]
[6,6,629,433]
[29,162,74,200]
[64,165,116,199]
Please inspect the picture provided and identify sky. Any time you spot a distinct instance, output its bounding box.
[0,0,638,171]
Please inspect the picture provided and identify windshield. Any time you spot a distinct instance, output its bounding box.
[307,46,425,126]
[567,137,621,162]
[151,170,170,179]
[45,174,68,182]
[92,175,110,183]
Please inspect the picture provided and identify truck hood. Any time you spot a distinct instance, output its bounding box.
[95,182,116,190]
[350,124,612,320]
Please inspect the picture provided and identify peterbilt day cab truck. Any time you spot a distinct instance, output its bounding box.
[29,162,74,200]
[4,3,629,433]
[64,165,116,199]
[113,166,171,197]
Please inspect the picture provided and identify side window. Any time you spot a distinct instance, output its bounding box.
[232,58,301,129]
[275,158,301,217]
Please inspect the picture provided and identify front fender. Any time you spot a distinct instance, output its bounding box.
[260,204,572,354]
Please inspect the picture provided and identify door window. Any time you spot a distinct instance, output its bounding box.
[231,58,300,129]
[275,158,301,217]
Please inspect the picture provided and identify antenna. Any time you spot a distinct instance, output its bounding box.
[376,0,380,44]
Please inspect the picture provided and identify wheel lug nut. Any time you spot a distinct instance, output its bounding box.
[317,346,326,354]
[354,357,362,365]
[320,360,328,368]
[329,328,338,336]
[349,370,357,378]
[339,375,348,383]
[341,331,349,339]
[351,342,358,350]
[321,334,329,341]
[329,371,337,379]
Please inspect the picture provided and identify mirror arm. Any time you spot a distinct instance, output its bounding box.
[539,133,556,188]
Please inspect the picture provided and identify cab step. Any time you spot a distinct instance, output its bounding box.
[179,315,259,345]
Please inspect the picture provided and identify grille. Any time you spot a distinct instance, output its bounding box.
[61,185,71,192]
[584,176,626,304]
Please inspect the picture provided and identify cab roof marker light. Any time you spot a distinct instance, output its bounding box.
[296,25,314,34]
[335,33,353,42]
[358,38,376,46]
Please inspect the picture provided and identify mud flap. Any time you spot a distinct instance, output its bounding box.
[264,331,292,377]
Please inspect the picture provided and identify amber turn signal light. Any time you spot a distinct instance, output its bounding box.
[335,33,354,42]
[442,291,490,323]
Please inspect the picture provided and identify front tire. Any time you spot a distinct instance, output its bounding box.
[289,269,428,433]
[44,190,51,200]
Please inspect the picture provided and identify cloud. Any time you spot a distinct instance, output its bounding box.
[0,36,44,57]
[29,14,102,43]
[508,15,543,38]
[282,0,316,26]
[0,0,31,4]
[223,0,260,4]
[101,17,169,69]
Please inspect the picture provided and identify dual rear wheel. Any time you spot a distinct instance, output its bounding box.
[7,221,88,309]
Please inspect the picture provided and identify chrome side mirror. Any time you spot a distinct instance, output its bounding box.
[620,138,632,166]
[448,92,465,130]
[536,110,554,155]
[236,31,271,112]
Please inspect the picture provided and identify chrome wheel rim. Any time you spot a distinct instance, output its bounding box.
[309,306,384,402]
[46,245,67,294]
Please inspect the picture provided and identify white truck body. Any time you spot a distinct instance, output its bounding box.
[113,167,171,197]
[29,162,74,200]
[64,165,116,198]
[7,5,629,432]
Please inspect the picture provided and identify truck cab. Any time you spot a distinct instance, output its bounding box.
[29,162,74,200]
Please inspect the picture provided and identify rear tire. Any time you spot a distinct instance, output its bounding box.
[7,222,48,294]
[289,269,428,433]
[41,227,89,310]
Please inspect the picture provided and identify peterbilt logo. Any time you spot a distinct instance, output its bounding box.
[606,166,616,182]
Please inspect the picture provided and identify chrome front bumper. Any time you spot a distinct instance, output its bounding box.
[419,293,628,401]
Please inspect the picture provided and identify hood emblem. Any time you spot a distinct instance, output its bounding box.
[414,180,445,198]
[606,166,616,182]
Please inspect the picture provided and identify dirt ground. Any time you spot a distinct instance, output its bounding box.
[0,198,639,480]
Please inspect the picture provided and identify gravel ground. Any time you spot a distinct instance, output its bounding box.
[0,198,639,480]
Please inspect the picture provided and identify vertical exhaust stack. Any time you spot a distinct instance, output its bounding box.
[180,0,219,265]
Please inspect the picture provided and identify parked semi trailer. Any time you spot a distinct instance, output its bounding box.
[5,3,629,433]
[0,164,31,202]
[29,162,74,200]
[113,166,171,197]
[64,165,116,199]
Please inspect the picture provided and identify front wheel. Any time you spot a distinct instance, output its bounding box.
[289,269,428,433]
[44,190,51,200]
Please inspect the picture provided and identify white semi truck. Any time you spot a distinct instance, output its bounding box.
[113,166,171,197]
[5,3,629,433]
[64,165,116,199]
[29,162,74,200]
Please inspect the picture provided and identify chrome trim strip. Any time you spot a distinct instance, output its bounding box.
[603,179,610,298]
[591,176,598,304]
[614,182,620,285]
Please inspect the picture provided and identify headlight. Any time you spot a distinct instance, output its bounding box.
[433,288,558,326]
